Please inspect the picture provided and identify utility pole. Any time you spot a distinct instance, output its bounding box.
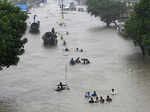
[61,0,64,19]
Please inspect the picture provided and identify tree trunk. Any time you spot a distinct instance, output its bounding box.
[133,40,137,46]
[106,22,110,27]
[140,45,145,56]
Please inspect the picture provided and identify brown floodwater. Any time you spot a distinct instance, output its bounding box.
[0,0,150,112]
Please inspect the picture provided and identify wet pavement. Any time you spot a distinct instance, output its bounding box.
[0,0,150,112]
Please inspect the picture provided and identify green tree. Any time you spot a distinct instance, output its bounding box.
[86,0,127,27]
[0,0,27,70]
[125,0,150,56]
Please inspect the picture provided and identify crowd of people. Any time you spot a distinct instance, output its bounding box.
[70,57,90,65]
[64,47,84,52]
[84,89,117,104]
[75,48,83,52]
[59,33,90,66]
[57,21,66,27]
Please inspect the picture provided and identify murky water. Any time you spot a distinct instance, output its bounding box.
[0,0,150,112]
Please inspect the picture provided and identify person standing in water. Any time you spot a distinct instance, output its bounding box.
[91,91,97,97]
[106,95,112,102]
[33,14,37,23]
[111,88,117,95]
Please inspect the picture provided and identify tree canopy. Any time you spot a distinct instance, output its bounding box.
[86,0,127,26]
[0,0,27,70]
[125,0,150,56]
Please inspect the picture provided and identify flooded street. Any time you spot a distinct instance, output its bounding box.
[1,0,150,112]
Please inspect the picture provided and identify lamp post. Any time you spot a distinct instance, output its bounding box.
[63,50,69,85]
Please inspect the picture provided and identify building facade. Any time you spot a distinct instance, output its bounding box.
[8,0,42,9]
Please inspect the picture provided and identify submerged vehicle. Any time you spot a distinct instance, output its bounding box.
[29,21,40,33]
[42,28,57,45]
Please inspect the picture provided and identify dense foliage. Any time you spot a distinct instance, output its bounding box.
[0,0,27,70]
[86,0,127,26]
[125,0,150,56]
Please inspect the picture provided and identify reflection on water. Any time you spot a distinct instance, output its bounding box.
[88,26,115,33]
[42,44,58,49]
[0,97,16,112]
